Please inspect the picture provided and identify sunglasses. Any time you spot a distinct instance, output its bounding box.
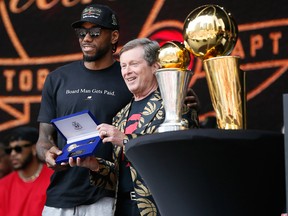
[74,27,102,39]
[5,143,34,154]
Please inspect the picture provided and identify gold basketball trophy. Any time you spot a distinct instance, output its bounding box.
[155,41,194,132]
[183,4,246,129]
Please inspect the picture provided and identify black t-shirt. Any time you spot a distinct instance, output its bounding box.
[38,61,132,208]
[118,95,151,193]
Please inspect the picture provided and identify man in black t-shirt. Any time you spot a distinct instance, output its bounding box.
[36,4,132,216]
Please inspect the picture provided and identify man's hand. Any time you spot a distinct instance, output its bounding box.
[45,146,65,171]
[97,123,126,147]
[185,88,200,112]
[68,156,100,172]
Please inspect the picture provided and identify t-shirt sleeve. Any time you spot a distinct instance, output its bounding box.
[37,73,56,123]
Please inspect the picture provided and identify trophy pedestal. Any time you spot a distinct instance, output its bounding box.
[155,68,193,133]
[125,129,285,216]
[203,56,246,129]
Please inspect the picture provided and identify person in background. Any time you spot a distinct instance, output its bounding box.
[0,126,53,216]
[69,38,199,216]
[0,142,13,179]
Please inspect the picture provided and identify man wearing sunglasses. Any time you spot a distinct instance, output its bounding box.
[0,126,53,216]
[36,4,133,216]
[0,142,13,179]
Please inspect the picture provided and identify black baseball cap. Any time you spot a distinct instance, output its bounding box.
[6,126,39,144]
[71,4,119,30]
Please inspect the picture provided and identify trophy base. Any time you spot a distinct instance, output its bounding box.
[155,123,188,133]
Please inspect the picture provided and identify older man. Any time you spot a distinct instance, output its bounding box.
[69,38,199,216]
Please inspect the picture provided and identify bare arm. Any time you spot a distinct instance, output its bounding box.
[36,122,62,169]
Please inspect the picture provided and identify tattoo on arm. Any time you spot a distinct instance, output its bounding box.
[36,123,56,161]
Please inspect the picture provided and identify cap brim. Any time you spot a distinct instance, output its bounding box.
[71,18,96,28]
[71,18,119,30]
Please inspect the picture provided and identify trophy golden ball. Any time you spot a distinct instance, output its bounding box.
[183,4,238,60]
[157,41,191,70]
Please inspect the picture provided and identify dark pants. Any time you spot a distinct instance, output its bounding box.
[115,193,141,216]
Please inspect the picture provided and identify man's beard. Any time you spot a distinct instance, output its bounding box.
[14,152,34,170]
[83,54,99,62]
[83,45,110,62]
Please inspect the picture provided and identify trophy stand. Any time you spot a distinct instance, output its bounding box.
[155,68,193,133]
[203,56,246,129]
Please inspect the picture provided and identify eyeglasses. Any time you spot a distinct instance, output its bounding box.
[74,27,102,39]
[5,143,34,154]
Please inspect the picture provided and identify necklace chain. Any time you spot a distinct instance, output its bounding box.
[18,163,43,183]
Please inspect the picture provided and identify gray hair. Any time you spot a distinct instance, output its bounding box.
[119,38,160,66]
